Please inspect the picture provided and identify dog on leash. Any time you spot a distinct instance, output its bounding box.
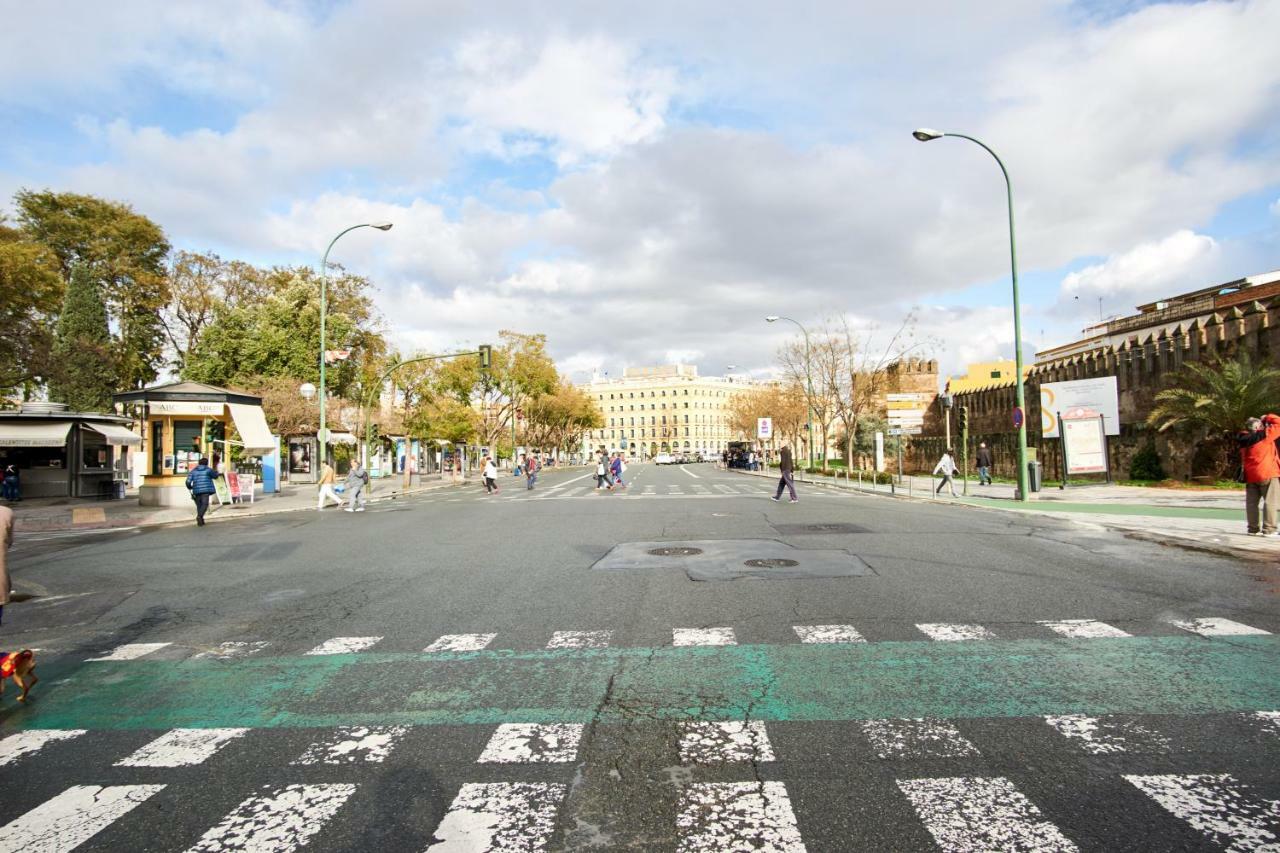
[0,649,37,702]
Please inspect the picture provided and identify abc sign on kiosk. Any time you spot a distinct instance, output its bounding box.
[757,417,773,440]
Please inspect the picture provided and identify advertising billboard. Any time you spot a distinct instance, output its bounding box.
[1041,377,1119,437]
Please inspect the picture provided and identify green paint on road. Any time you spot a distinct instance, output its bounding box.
[5,637,1277,731]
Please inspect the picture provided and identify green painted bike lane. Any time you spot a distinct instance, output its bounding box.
[5,636,1276,730]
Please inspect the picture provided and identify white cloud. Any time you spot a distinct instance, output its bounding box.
[1059,230,1219,310]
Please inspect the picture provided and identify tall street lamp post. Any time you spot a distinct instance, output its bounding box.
[318,222,392,463]
[766,315,815,472]
[913,128,1030,502]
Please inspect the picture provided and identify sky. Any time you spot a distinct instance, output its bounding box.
[2,0,1278,385]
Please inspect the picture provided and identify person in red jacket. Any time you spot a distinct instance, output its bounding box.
[1237,413,1280,536]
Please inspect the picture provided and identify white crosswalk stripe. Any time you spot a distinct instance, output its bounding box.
[673,627,737,646]
[1171,617,1270,637]
[679,721,775,763]
[1043,715,1172,755]
[425,633,496,652]
[897,776,1078,852]
[478,723,584,763]
[304,636,382,655]
[1125,773,1280,852]
[546,630,613,649]
[0,729,86,767]
[1039,619,1131,638]
[86,642,172,661]
[792,624,865,644]
[0,784,166,853]
[116,728,250,767]
[675,782,806,852]
[292,725,410,765]
[194,641,269,660]
[427,782,565,852]
[862,718,979,759]
[916,623,996,641]
[186,783,357,852]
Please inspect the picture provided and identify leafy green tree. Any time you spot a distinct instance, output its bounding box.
[1147,351,1280,476]
[433,331,559,448]
[48,264,115,411]
[14,190,172,389]
[0,224,65,398]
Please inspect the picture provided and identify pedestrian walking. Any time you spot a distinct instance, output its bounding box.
[771,446,798,503]
[1237,413,1280,536]
[2,465,19,502]
[610,452,626,488]
[933,448,959,497]
[595,454,613,490]
[0,503,12,628]
[525,453,539,490]
[184,457,221,526]
[344,461,370,511]
[316,460,342,509]
[482,456,499,494]
[975,442,993,486]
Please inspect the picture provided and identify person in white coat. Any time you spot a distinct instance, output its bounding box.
[482,456,499,494]
[933,448,958,497]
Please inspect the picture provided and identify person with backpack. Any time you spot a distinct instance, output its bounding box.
[344,461,370,512]
[933,448,959,497]
[525,453,539,490]
[184,457,222,526]
[610,452,627,488]
[1237,413,1280,536]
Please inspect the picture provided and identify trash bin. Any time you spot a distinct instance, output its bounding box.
[114,479,126,500]
[1027,460,1042,493]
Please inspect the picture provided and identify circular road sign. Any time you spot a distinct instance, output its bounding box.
[317,427,331,445]
[1012,407,1024,429]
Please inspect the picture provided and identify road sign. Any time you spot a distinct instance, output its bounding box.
[1012,407,1024,429]
[317,427,331,446]
[757,417,773,440]
[888,426,923,436]
[885,392,931,402]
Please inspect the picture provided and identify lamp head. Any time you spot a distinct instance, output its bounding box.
[913,128,944,142]
[298,382,317,400]
[765,316,779,323]
[370,221,394,231]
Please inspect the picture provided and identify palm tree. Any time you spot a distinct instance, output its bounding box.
[1147,351,1280,476]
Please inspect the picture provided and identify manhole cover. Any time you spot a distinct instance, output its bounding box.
[648,547,704,556]
[744,558,800,568]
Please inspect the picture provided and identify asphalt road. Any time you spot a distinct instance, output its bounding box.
[2,462,1278,852]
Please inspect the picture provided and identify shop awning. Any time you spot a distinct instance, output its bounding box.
[84,423,142,446]
[330,431,357,445]
[227,403,276,453]
[0,421,73,447]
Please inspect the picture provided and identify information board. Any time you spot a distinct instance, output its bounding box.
[757,417,773,440]
[1062,415,1108,474]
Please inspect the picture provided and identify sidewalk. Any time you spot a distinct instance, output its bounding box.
[730,467,1279,560]
[7,475,463,534]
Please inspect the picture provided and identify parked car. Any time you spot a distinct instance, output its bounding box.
[654,453,675,465]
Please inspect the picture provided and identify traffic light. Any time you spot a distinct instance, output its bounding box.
[478,344,492,370]
[958,406,969,432]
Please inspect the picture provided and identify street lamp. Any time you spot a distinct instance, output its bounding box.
[765,315,815,472]
[913,128,1029,501]
[318,222,393,463]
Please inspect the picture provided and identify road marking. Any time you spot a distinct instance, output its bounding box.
[792,624,865,644]
[679,721,775,763]
[0,784,166,853]
[194,641,269,660]
[714,484,738,494]
[546,630,613,649]
[426,633,497,652]
[187,783,357,852]
[897,776,1078,852]
[304,636,382,655]
[538,470,595,493]
[478,723,584,763]
[427,782,565,851]
[692,484,711,494]
[86,642,172,661]
[861,718,979,759]
[292,725,409,765]
[673,627,737,646]
[1039,619,1131,638]
[116,728,249,767]
[0,729,86,767]
[678,465,700,479]
[1255,710,1280,735]
[1043,714,1172,754]
[675,782,806,852]
[1124,773,1280,851]
[1171,617,1270,637]
[916,623,996,642]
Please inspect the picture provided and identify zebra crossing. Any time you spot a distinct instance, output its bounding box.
[45,614,1272,661]
[3,710,1279,850]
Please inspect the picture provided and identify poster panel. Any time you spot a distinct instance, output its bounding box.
[1041,377,1119,437]
[1063,417,1108,474]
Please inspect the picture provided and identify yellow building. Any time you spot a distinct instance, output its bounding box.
[580,365,750,459]
[946,360,1029,395]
